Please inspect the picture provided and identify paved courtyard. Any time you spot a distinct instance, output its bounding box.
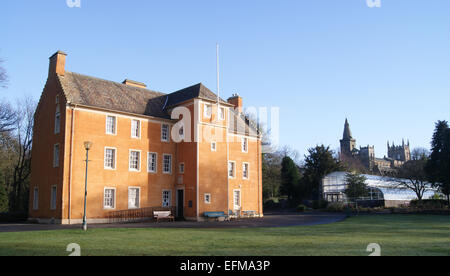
[0,212,347,233]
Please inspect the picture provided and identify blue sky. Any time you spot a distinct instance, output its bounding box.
[1,0,449,159]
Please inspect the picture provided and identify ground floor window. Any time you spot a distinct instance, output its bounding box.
[205,193,212,204]
[233,190,241,210]
[50,186,57,210]
[128,187,140,209]
[33,187,39,210]
[104,188,116,209]
[162,190,172,207]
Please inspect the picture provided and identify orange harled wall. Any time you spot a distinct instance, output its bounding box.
[29,53,262,224]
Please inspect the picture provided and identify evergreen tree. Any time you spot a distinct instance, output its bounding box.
[426,121,450,204]
[344,172,369,200]
[301,145,342,200]
[279,156,301,202]
[262,152,282,200]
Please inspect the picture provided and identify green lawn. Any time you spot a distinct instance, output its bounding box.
[0,215,449,256]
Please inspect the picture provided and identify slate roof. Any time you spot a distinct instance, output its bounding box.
[58,72,169,118]
[56,71,259,136]
[166,83,229,108]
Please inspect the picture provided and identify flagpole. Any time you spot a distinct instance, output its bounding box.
[216,43,220,109]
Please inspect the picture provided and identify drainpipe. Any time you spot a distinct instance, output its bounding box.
[68,105,75,224]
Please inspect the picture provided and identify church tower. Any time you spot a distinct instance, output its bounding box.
[340,119,356,157]
[388,139,411,162]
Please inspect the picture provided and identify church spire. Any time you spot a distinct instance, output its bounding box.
[343,118,353,140]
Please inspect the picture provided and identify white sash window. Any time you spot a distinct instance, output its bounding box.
[128,187,140,209]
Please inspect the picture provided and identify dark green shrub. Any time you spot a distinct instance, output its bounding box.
[312,199,329,210]
[0,212,28,223]
[297,204,307,212]
[410,199,448,209]
[263,199,280,210]
[325,202,345,212]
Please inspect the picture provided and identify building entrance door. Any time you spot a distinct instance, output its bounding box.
[176,189,184,219]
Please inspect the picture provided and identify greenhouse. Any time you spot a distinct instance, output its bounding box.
[322,172,437,207]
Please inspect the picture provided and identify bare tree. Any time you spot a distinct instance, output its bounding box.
[9,97,35,211]
[411,147,430,160]
[278,145,302,166]
[0,101,17,133]
[0,58,7,88]
[395,158,431,200]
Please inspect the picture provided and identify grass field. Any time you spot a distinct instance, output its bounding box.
[0,215,449,256]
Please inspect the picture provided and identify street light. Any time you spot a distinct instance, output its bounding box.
[82,141,92,231]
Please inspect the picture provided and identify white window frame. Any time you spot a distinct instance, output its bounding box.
[161,124,170,142]
[128,187,141,209]
[242,137,248,153]
[104,147,117,170]
[228,161,236,179]
[219,107,225,121]
[50,185,57,210]
[33,187,39,210]
[163,154,173,174]
[53,144,60,168]
[162,190,172,207]
[243,162,250,180]
[103,187,116,210]
[131,119,141,139]
[106,115,117,135]
[204,193,212,204]
[211,141,217,152]
[179,162,185,174]
[233,189,241,210]
[129,149,141,172]
[204,104,212,118]
[147,152,158,173]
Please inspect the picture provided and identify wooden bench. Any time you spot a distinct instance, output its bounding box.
[204,212,227,221]
[153,211,175,223]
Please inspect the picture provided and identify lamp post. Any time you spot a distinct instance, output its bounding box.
[82,141,92,231]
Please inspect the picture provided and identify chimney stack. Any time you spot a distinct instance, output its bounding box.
[122,79,147,89]
[227,93,243,113]
[49,51,67,77]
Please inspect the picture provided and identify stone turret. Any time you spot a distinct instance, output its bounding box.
[388,139,411,162]
[340,119,356,157]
